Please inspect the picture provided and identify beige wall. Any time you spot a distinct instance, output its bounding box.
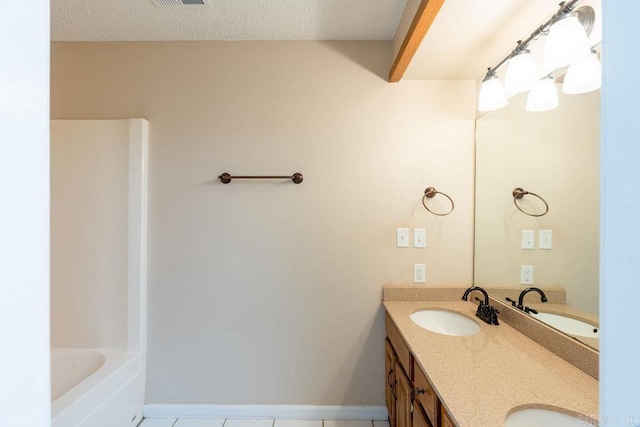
[475,88,600,315]
[51,41,476,405]
[51,120,130,349]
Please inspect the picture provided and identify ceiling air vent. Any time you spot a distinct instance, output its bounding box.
[151,0,212,7]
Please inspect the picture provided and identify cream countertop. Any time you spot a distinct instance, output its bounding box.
[384,300,598,427]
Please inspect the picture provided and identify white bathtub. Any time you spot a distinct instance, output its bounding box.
[51,348,144,427]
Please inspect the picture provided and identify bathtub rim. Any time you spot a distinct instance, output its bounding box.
[51,348,141,423]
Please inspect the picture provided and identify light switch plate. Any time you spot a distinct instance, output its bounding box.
[413,228,426,248]
[396,228,409,248]
[539,230,553,249]
[521,230,535,250]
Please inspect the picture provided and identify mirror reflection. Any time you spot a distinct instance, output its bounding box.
[474,86,600,350]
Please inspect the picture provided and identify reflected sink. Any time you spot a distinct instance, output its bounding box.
[530,312,599,338]
[505,408,595,427]
[410,310,480,336]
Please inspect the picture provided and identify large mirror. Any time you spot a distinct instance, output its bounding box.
[474,85,600,350]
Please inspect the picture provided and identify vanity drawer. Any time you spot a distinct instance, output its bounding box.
[413,364,438,426]
[385,313,412,377]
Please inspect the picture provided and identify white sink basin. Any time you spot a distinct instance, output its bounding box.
[530,312,599,338]
[505,408,595,426]
[410,310,480,336]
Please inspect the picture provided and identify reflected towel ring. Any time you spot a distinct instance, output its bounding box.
[422,187,454,216]
[512,188,549,217]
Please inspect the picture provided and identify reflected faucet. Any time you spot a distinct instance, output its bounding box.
[518,287,548,308]
[462,286,499,325]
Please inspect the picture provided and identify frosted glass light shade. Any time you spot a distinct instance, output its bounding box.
[562,51,601,94]
[543,13,591,72]
[526,76,558,112]
[478,74,507,112]
[505,50,539,97]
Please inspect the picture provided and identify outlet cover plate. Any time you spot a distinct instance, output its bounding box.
[520,265,534,285]
[414,264,426,283]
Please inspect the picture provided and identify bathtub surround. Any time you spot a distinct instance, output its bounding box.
[51,120,129,349]
[50,119,149,426]
[51,41,476,409]
[0,0,51,425]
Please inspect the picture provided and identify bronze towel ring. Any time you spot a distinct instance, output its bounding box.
[512,188,549,217]
[422,187,454,216]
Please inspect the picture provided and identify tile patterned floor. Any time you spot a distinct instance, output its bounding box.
[140,419,390,427]
[174,419,226,427]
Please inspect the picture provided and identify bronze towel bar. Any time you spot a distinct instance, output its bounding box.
[218,172,303,184]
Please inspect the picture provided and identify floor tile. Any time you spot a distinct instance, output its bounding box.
[175,419,226,427]
[139,419,177,427]
[372,421,390,427]
[223,420,274,427]
[273,420,322,427]
[323,421,372,427]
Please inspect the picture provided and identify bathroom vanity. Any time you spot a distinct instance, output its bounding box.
[383,286,598,427]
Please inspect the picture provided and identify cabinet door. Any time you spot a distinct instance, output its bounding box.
[412,403,433,427]
[440,404,456,427]
[396,364,412,427]
[385,339,397,426]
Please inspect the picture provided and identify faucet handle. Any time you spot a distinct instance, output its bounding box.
[489,306,500,325]
[506,297,517,307]
[524,306,538,314]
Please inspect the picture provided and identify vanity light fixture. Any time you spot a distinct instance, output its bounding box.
[543,12,591,73]
[477,0,597,112]
[478,70,507,112]
[504,48,539,97]
[526,75,558,112]
[562,49,602,94]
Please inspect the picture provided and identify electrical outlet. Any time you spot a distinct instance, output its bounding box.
[521,230,535,250]
[539,230,553,249]
[520,266,534,285]
[414,264,426,283]
[413,228,426,248]
[396,228,409,248]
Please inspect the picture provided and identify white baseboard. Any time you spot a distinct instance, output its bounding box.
[143,404,388,420]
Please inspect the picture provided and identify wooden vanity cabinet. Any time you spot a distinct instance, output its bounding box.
[395,366,412,427]
[385,339,397,427]
[385,313,453,427]
[385,314,413,427]
[440,405,455,427]
[412,402,432,427]
[413,361,438,425]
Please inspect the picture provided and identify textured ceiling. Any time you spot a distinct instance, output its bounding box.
[51,0,409,41]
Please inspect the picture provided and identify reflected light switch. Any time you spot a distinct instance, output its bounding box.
[414,228,426,248]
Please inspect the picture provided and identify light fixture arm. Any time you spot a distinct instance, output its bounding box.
[484,0,584,78]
